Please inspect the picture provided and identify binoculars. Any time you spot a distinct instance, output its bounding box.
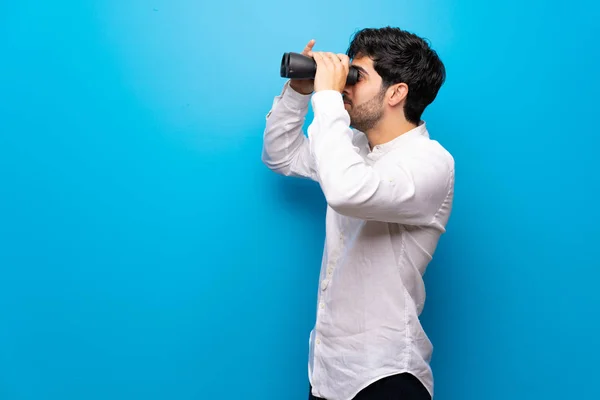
[280,52,359,86]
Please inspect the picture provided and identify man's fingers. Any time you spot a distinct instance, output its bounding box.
[312,52,348,92]
[302,39,316,55]
[326,52,340,65]
[312,52,321,66]
[323,52,339,69]
[314,52,328,69]
[314,52,332,69]
[337,53,350,71]
[311,50,348,71]
[337,53,349,63]
[326,52,344,71]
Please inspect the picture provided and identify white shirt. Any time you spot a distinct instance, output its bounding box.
[262,81,454,400]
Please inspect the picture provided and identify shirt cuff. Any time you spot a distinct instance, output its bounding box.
[311,90,349,122]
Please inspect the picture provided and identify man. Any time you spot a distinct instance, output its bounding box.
[262,26,454,400]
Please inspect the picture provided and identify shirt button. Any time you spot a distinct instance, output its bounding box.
[321,279,329,290]
[316,338,321,345]
[327,267,333,276]
[319,302,325,309]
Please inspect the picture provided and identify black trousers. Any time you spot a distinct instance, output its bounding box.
[308,373,431,400]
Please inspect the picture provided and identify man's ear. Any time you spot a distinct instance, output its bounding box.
[388,83,408,107]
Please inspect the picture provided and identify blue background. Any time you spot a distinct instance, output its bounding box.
[1,1,598,399]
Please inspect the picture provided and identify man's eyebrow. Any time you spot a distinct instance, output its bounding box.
[353,65,369,76]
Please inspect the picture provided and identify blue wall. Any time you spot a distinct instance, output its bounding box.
[1,1,598,399]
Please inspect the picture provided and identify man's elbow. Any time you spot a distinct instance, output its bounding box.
[327,199,361,218]
[324,188,370,217]
[324,184,419,221]
[261,149,292,176]
[326,194,395,221]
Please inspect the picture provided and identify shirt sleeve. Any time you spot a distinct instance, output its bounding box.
[307,90,454,227]
[261,80,318,181]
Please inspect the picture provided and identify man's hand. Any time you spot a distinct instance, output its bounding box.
[313,52,350,93]
[289,39,316,95]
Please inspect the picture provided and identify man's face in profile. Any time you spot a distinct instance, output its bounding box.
[343,55,386,133]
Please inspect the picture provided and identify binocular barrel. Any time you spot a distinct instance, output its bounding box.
[280,52,359,86]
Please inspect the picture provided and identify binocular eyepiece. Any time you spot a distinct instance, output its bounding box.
[280,52,359,86]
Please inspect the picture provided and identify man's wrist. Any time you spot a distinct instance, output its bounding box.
[280,80,311,110]
[289,81,313,95]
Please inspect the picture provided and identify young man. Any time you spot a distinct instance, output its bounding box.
[262,27,454,400]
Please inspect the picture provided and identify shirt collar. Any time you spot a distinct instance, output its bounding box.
[362,120,429,156]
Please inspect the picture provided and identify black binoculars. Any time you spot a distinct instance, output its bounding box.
[280,52,359,86]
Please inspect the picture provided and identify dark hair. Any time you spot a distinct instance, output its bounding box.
[347,26,446,124]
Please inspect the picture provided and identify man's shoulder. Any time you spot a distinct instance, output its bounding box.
[427,137,454,172]
[380,134,454,184]
[401,130,454,169]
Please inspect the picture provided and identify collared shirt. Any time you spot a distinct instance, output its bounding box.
[262,81,454,400]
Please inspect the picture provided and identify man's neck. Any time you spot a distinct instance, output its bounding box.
[366,118,418,150]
